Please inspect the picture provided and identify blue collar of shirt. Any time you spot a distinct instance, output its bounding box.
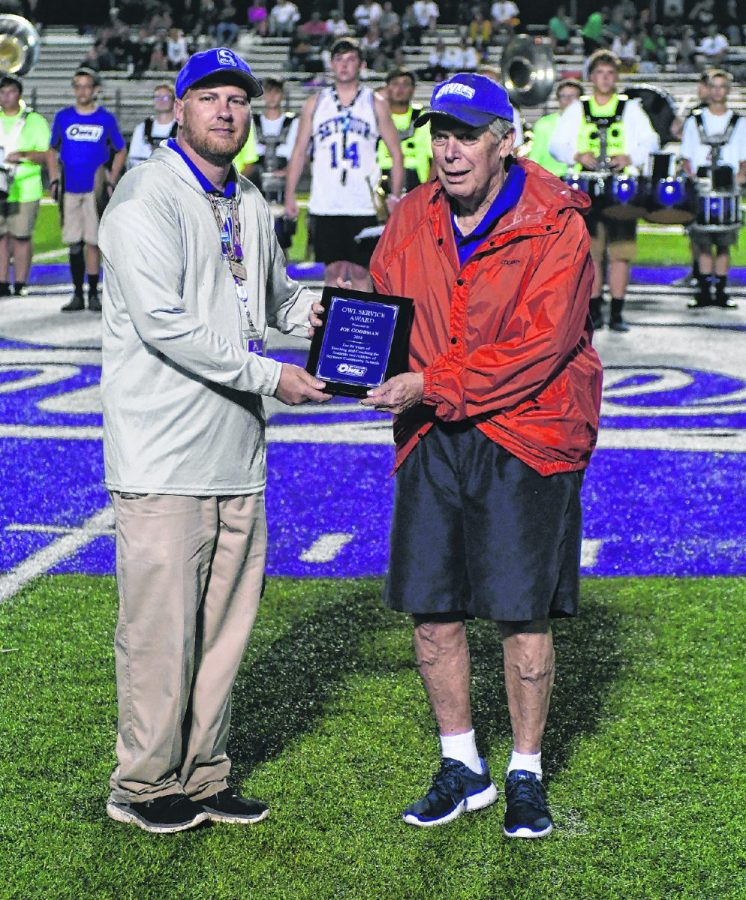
[451,162,526,267]
[167,138,237,198]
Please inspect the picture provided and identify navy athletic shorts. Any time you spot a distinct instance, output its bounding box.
[384,422,584,623]
[310,214,380,267]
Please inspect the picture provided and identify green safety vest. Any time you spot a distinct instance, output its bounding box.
[377,105,432,186]
[527,112,567,177]
[575,94,627,170]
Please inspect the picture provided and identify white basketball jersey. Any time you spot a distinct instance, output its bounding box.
[309,86,380,216]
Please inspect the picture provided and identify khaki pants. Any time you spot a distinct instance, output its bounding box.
[62,191,100,245]
[109,491,267,803]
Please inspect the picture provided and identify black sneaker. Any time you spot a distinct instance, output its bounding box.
[13,284,28,297]
[402,757,497,827]
[61,292,85,312]
[503,769,553,838]
[106,794,209,834]
[199,789,269,824]
[713,294,738,310]
[88,291,102,312]
[608,318,631,333]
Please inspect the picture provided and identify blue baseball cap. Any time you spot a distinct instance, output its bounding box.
[175,47,263,100]
[414,73,514,129]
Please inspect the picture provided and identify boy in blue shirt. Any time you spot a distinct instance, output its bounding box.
[48,68,126,312]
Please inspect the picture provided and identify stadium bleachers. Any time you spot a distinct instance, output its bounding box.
[21,26,746,139]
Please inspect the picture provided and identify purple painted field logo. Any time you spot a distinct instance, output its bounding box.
[0,341,744,593]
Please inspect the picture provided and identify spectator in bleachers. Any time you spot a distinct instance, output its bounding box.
[400,4,421,45]
[361,22,385,71]
[0,73,50,299]
[581,9,607,56]
[412,0,439,37]
[269,0,300,37]
[688,0,716,36]
[490,0,519,37]
[548,5,573,51]
[607,5,632,41]
[79,41,115,72]
[379,2,399,34]
[611,27,637,73]
[149,28,170,70]
[468,11,492,53]
[192,0,220,39]
[353,0,383,35]
[719,0,742,47]
[149,3,173,32]
[638,24,667,74]
[326,9,351,39]
[696,23,729,68]
[675,25,699,74]
[127,82,177,169]
[380,21,405,69]
[247,0,269,36]
[215,3,240,46]
[130,26,156,77]
[166,26,189,69]
[299,10,330,44]
[289,25,323,72]
[422,37,449,81]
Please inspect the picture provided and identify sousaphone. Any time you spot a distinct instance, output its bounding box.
[0,15,41,199]
[0,14,41,75]
[500,35,555,109]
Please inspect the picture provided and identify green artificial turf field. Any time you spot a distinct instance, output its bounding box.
[1,575,744,899]
[31,199,746,268]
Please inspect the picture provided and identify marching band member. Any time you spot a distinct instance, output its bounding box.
[550,50,658,331]
[680,69,746,309]
[526,78,581,177]
[377,67,433,194]
[284,37,403,290]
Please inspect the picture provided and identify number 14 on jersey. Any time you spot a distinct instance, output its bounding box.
[330,141,360,169]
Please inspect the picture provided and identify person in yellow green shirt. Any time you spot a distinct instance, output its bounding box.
[0,74,51,297]
[526,79,581,177]
[550,50,659,332]
[377,67,432,194]
[233,122,259,177]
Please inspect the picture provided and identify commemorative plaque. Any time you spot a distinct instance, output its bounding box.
[306,286,414,398]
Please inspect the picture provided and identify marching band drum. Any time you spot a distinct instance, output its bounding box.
[562,155,743,235]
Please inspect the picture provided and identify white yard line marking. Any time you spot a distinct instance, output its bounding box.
[6,523,115,535]
[0,425,103,439]
[300,532,354,563]
[580,539,604,568]
[0,505,115,605]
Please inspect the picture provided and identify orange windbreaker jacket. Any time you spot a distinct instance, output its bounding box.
[369,157,603,476]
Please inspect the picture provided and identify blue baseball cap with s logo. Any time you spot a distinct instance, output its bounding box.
[175,47,263,99]
[414,73,514,128]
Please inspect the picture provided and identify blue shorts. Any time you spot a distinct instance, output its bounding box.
[385,423,584,623]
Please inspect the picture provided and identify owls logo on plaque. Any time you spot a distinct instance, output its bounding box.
[306,286,414,398]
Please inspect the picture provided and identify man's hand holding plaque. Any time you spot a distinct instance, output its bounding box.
[360,373,424,414]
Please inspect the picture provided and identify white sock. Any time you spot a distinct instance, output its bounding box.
[440,729,482,774]
[507,749,542,779]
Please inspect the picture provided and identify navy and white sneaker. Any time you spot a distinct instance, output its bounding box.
[199,789,269,825]
[106,794,209,834]
[503,769,553,838]
[403,757,497,827]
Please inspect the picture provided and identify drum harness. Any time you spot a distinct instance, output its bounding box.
[142,116,178,148]
[581,94,627,172]
[690,108,740,168]
[0,103,31,194]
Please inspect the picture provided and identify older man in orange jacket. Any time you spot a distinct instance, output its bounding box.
[361,73,602,837]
